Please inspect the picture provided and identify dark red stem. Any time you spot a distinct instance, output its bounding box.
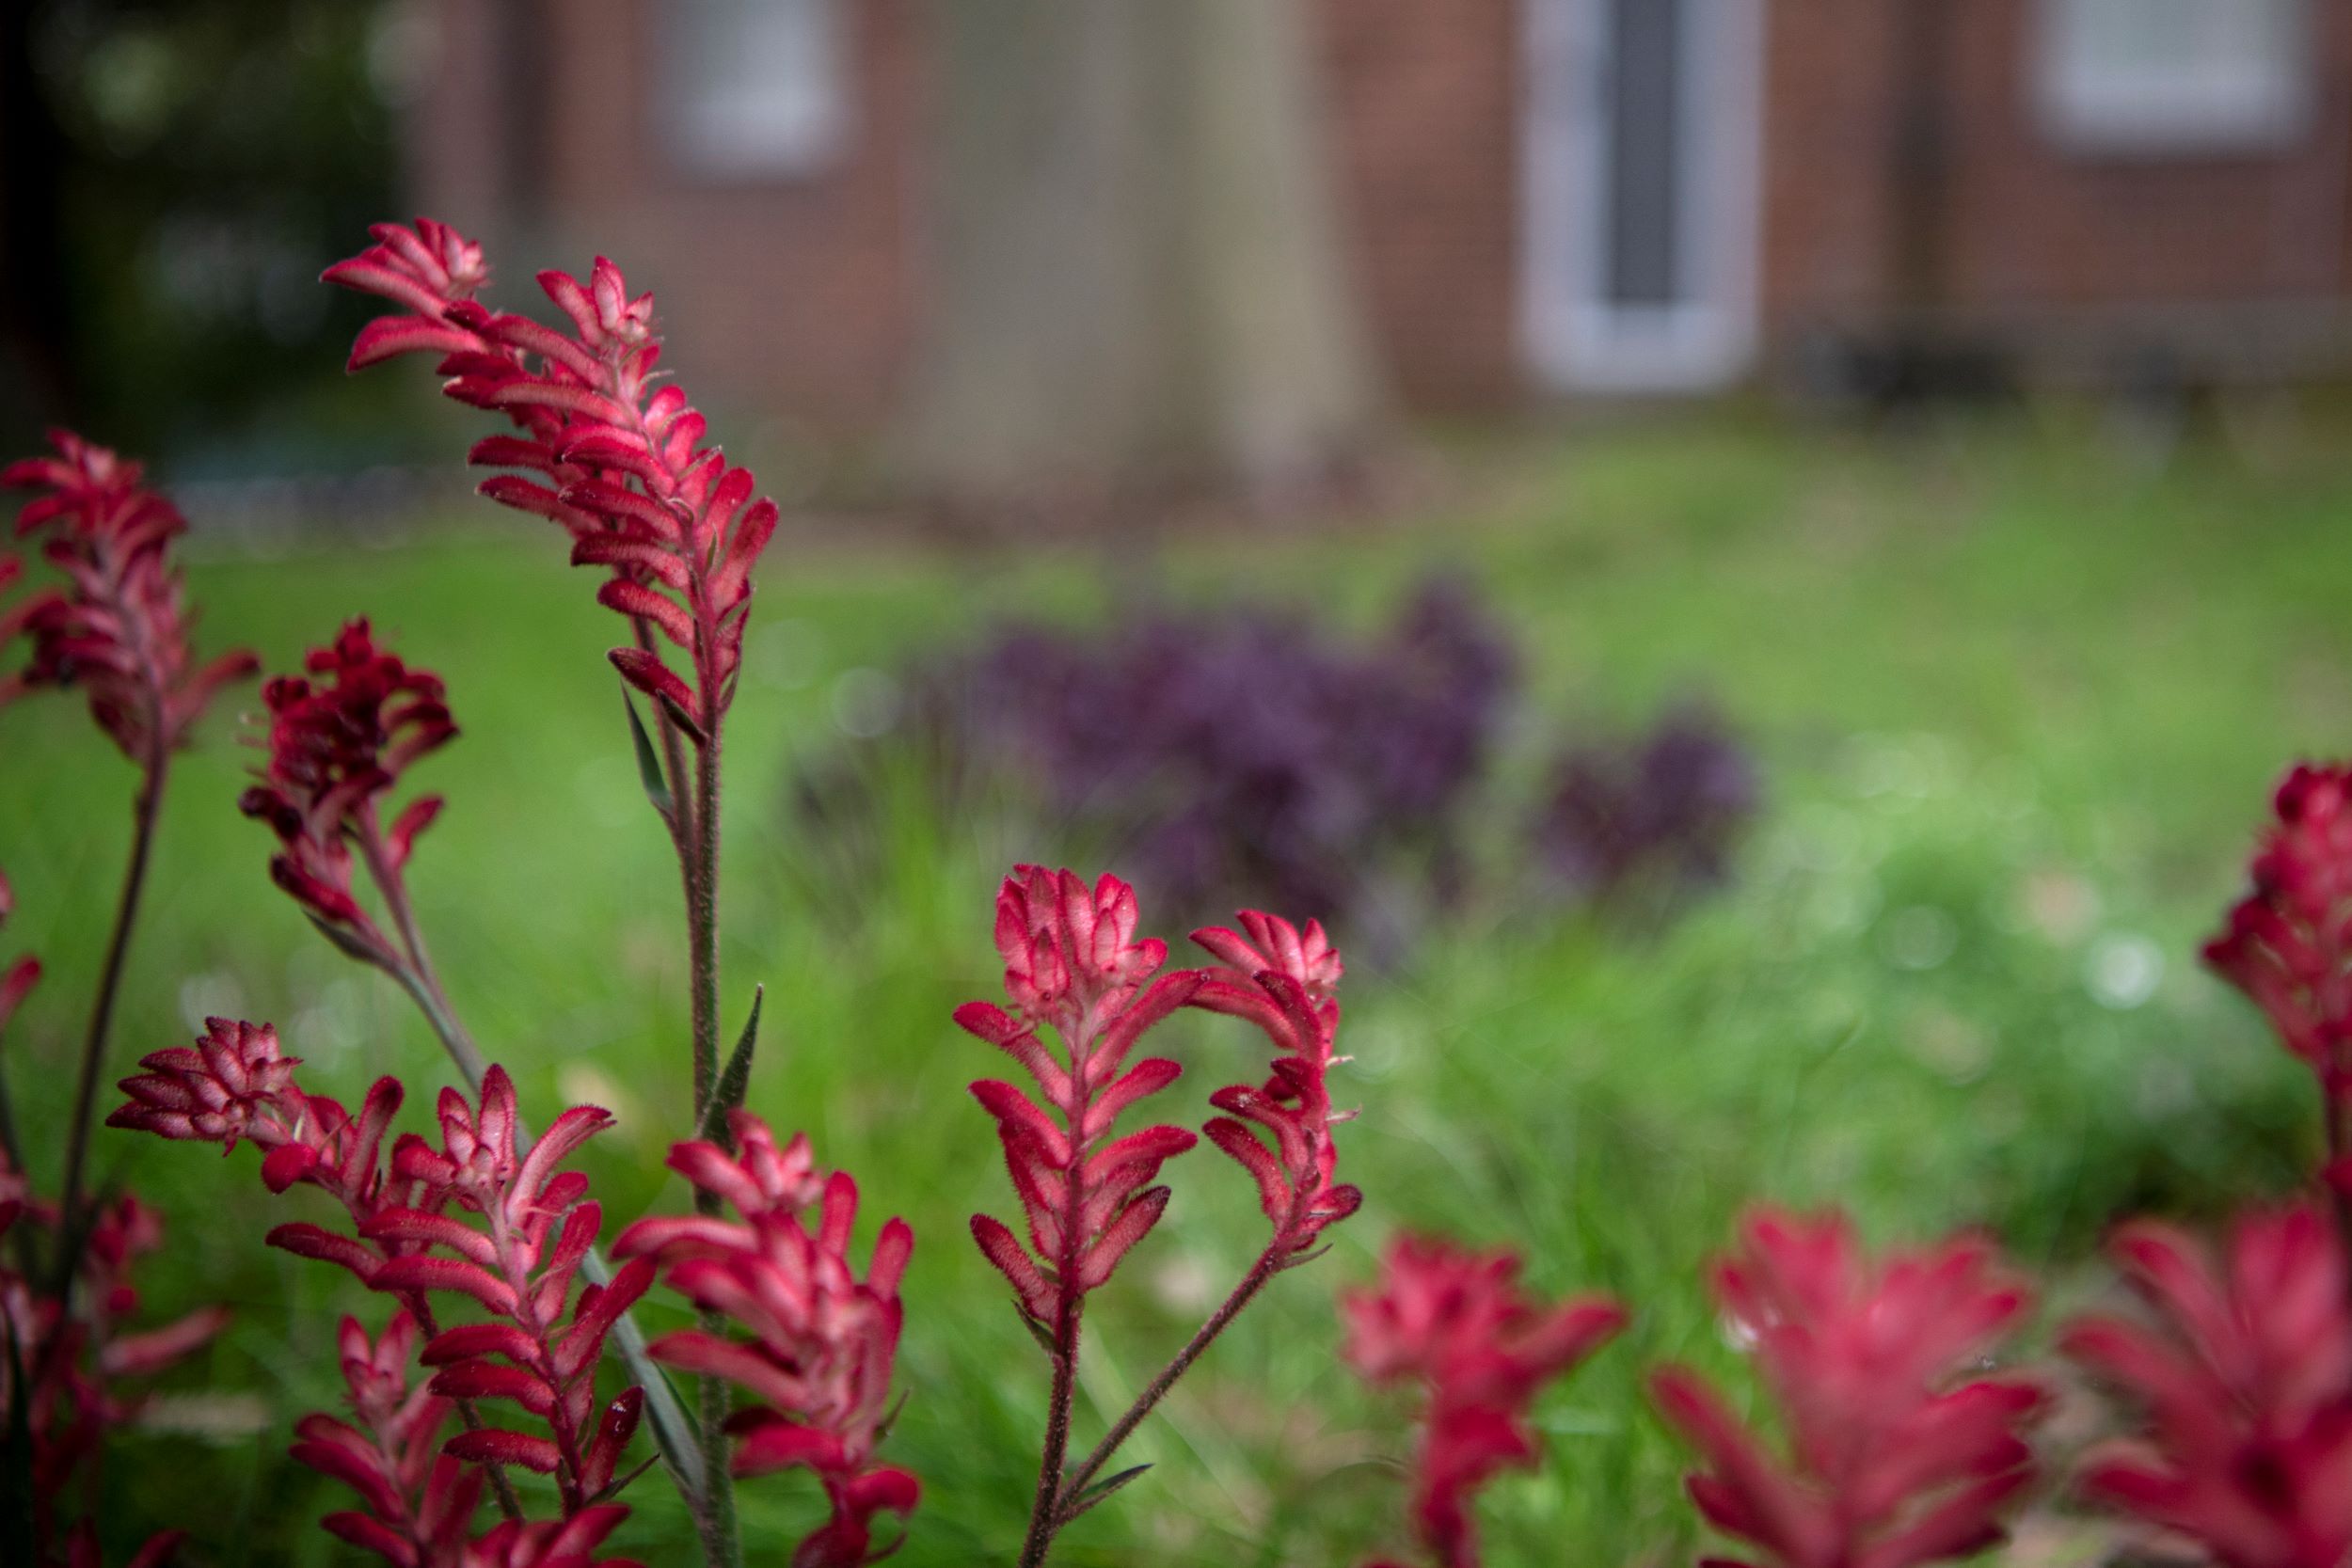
[1054,1243,1286,1525]
[686,729,740,1567]
[56,752,166,1243]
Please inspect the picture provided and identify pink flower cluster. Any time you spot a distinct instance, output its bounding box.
[114,1032,644,1515]
[294,1310,642,1568]
[2206,763,2352,1159]
[239,618,455,948]
[1650,1212,2042,1568]
[2065,1204,2352,1568]
[1190,911,1363,1258]
[0,430,254,765]
[959,867,1205,1323]
[110,1016,407,1238]
[0,1180,227,1567]
[615,1113,917,1568]
[325,220,776,740]
[1342,1235,1626,1568]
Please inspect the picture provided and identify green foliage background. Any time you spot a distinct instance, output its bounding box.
[2,415,2344,1564]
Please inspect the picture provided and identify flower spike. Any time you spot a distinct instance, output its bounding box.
[959,867,1202,1323]
[613,1110,918,1567]
[239,619,455,962]
[1650,1210,2042,1568]
[0,430,256,764]
[0,1173,230,1563]
[1343,1234,1626,1568]
[2206,763,2352,1186]
[1187,911,1360,1259]
[2063,1203,2352,1568]
[326,221,777,739]
[365,1067,644,1516]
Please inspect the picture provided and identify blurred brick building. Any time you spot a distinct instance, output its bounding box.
[409,0,2352,429]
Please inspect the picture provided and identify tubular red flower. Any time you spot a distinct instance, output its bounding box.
[0,1177,230,1562]
[1342,1234,1626,1568]
[1650,1209,2042,1568]
[116,1032,659,1547]
[363,1067,644,1516]
[292,1309,477,1567]
[1187,911,1360,1259]
[294,1310,649,1568]
[239,619,455,954]
[0,430,255,765]
[2207,764,2352,1154]
[110,1018,409,1236]
[958,866,1202,1324]
[2062,1203,2352,1568]
[325,221,777,740]
[613,1110,917,1568]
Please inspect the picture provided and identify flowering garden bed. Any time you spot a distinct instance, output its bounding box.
[5,222,2352,1566]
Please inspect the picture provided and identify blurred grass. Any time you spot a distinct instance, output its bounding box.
[4,407,2347,1565]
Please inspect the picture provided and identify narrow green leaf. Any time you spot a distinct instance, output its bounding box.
[655,689,707,748]
[592,1451,661,1505]
[1060,1464,1152,1524]
[620,689,676,826]
[1015,1302,1057,1356]
[696,985,763,1146]
[306,911,387,967]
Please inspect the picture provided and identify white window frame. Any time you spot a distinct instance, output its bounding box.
[656,0,850,181]
[2035,0,2313,156]
[1521,0,1765,393]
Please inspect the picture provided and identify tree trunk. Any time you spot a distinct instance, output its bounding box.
[902,0,1380,510]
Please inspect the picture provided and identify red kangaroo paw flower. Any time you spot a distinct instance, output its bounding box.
[2064,1202,2352,1568]
[614,1109,916,1567]
[0,429,255,764]
[327,220,777,740]
[1650,1210,2042,1568]
[1343,1233,1624,1568]
[961,867,1201,1326]
[1187,910,1360,1259]
[239,619,455,959]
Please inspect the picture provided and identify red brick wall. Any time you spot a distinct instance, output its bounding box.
[413,0,925,436]
[414,0,1529,427]
[410,0,2352,427]
[1311,0,1526,408]
[1761,0,2352,342]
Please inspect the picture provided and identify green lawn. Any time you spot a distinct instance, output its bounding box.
[4,410,2346,1566]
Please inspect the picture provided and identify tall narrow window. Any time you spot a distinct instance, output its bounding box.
[659,0,848,178]
[2037,0,2311,153]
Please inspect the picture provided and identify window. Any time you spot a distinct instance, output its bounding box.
[2037,0,2311,153]
[659,0,848,179]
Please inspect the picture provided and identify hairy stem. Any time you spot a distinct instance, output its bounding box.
[57,755,166,1241]
[689,732,723,1116]
[1057,1246,1284,1518]
[684,736,741,1568]
[1019,1293,1086,1568]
